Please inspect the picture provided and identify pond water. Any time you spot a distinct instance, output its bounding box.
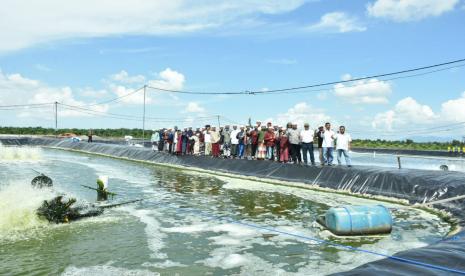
[0,147,451,275]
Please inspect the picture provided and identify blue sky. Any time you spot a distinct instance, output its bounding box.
[0,0,464,139]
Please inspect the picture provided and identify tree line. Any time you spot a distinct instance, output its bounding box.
[0,126,148,138]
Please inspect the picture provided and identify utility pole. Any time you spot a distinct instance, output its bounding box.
[217,115,221,128]
[54,101,58,138]
[142,85,147,147]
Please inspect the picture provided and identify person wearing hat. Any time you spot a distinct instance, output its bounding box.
[300,123,316,165]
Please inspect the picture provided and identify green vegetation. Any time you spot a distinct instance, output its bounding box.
[0,126,150,138]
[352,139,463,151]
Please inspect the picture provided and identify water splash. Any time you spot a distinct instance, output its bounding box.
[0,181,54,241]
[0,143,42,162]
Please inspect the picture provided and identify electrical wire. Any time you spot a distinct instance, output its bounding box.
[59,103,218,123]
[85,86,145,107]
[144,58,465,95]
[251,58,465,94]
[0,102,55,110]
[254,63,465,95]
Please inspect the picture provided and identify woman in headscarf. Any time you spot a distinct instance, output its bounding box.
[256,126,267,160]
[279,129,290,163]
[175,130,182,155]
[210,127,221,157]
[191,133,200,155]
[249,127,259,159]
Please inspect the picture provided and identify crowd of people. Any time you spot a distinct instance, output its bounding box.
[150,121,352,166]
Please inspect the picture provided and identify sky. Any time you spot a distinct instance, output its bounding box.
[0,0,464,140]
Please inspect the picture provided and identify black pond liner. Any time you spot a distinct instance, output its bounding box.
[2,137,465,275]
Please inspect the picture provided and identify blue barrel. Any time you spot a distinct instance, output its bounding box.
[324,205,392,235]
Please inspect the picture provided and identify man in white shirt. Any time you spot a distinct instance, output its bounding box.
[320,122,335,165]
[334,126,352,167]
[230,125,240,158]
[300,123,315,165]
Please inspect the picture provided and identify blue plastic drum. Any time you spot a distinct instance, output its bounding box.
[324,205,393,235]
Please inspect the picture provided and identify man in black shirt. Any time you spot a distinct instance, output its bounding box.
[316,126,324,165]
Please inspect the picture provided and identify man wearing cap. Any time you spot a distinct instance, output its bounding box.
[300,123,316,165]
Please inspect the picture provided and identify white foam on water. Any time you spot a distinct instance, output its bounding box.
[142,260,187,268]
[61,264,159,276]
[120,206,167,259]
[0,180,55,241]
[200,247,289,275]
[203,251,250,270]
[0,144,42,162]
[162,221,260,240]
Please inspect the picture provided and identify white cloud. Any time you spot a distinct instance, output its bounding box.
[148,68,185,91]
[111,70,145,84]
[0,70,109,118]
[109,68,185,105]
[0,0,307,52]
[268,102,331,128]
[440,91,465,122]
[307,12,366,33]
[334,77,392,104]
[372,97,439,131]
[367,0,459,22]
[184,102,206,113]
